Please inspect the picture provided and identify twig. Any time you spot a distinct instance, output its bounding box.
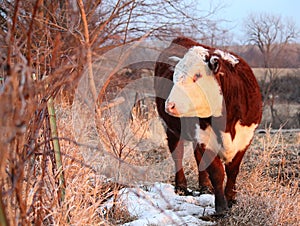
[77,0,98,103]
[7,0,20,75]
[26,0,43,67]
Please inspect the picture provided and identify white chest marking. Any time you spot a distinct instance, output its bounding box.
[195,121,257,163]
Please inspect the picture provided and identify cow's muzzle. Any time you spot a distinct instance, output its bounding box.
[165,100,177,116]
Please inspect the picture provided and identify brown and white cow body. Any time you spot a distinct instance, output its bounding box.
[154,37,262,214]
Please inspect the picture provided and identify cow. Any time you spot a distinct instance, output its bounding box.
[154,37,262,214]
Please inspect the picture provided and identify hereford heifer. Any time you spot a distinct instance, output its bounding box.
[154,37,262,214]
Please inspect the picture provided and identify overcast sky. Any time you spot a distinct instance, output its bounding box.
[199,0,300,42]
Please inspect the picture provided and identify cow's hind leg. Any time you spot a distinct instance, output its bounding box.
[193,143,213,194]
[225,149,246,207]
[167,129,190,195]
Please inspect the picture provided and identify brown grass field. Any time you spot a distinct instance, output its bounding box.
[12,102,298,225]
[0,68,299,226]
[0,78,299,225]
[252,68,300,81]
[1,1,298,224]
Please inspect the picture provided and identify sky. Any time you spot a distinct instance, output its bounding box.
[200,0,300,43]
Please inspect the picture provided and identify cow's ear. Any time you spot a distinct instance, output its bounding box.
[169,56,182,63]
[169,56,181,71]
[208,56,220,73]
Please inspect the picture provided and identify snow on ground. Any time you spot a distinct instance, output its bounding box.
[102,182,216,226]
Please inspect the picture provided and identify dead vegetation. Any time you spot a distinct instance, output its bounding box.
[0,1,299,225]
[57,103,300,225]
[1,65,299,225]
[0,1,218,224]
[218,131,299,226]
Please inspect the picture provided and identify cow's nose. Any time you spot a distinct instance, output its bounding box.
[166,102,176,114]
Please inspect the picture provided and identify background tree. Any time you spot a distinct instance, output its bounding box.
[243,12,299,126]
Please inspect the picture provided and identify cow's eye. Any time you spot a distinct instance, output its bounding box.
[193,73,202,82]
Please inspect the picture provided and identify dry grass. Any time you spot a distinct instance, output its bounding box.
[1,81,299,225]
[55,103,300,226]
[46,102,138,226]
[218,131,299,226]
[1,2,299,224]
[252,68,300,81]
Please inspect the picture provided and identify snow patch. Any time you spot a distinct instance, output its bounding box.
[101,182,216,226]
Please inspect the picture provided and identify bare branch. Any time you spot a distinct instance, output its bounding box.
[77,0,98,102]
[26,0,43,67]
[7,0,20,73]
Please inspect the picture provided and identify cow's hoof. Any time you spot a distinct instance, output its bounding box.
[199,185,213,194]
[215,202,229,215]
[227,199,237,208]
[200,211,229,221]
[175,186,192,196]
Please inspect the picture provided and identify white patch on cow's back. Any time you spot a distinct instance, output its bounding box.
[214,49,239,66]
[195,121,257,164]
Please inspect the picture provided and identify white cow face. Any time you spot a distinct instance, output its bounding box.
[165,46,223,118]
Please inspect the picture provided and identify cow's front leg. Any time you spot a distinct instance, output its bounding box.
[200,148,228,213]
[225,149,246,207]
[167,129,190,195]
[193,143,213,194]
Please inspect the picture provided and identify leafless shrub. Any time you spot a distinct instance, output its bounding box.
[2,1,298,225]
[1,0,221,224]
